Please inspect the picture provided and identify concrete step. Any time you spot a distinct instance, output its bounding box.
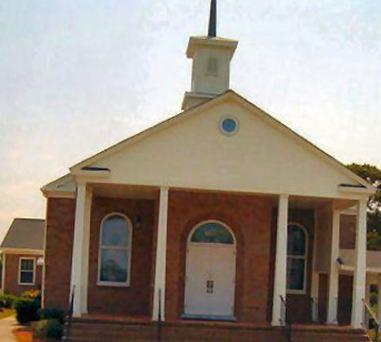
[64,319,369,342]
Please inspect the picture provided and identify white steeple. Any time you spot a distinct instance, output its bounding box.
[182,0,238,110]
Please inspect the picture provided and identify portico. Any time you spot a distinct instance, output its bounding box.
[64,176,371,330]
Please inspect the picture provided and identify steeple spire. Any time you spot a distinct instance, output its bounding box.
[208,0,217,38]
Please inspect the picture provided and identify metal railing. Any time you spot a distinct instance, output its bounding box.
[280,295,291,342]
[62,285,75,341]
[363,300,380,342]
[156,289,162,342]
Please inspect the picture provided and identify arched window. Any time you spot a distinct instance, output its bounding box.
[98,213,132,286]
[287,224,307,293]
[190,221,234,244]
[206,57,218,76]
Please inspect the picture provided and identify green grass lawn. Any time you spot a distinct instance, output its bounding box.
[0,308,15,319]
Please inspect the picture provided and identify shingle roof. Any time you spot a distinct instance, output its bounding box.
[0,218,45,250]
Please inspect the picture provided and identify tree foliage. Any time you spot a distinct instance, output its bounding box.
[347,163,381,250]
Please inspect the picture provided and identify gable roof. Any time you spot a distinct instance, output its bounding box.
[1,218,45,251]
[66,90,374,194]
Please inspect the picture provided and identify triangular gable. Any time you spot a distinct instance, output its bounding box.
[50,90,373,199]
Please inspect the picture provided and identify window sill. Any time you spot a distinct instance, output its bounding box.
[97,282,130,288]
[19,283,35,286]
[286,289,306,295]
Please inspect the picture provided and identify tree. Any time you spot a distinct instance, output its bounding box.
[347,163,381,250]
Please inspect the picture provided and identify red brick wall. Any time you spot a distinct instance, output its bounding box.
[165,190,273,323]
[318,273,328,323]
[44,197,76,309]
[87,196,155,316]
[3,253,43,296]
[338,274,353,325]
[340,215,356,250]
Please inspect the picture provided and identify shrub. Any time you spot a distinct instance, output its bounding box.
[38,308,65,324]
[15,297,40,324]
[32,319,63,340]
[0,293,18,308]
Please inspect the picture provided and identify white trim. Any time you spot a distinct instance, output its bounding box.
[338,185,374,195]
[187,220,237,247]
[339,265,381,274]
[152,187,169,321]
[18,257,36,286]
[97,212,133,287]
[286,222,308,295]
[0,248,44,255]
[42,190,76,199]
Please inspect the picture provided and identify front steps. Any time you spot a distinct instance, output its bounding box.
[64,317,370,342]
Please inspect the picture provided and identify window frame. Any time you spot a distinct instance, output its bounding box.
[205,56,219,76]
[18,257,36,286]
[286,222,308,295]
[188,220,236,248]
[97,212,133,287]
[219,115,239,136]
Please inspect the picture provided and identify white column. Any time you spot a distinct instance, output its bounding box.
[272,194,289,326]
[152,187,169,321]
[351,198,368,328]
[70,182,92,317]
[327,209,340,324]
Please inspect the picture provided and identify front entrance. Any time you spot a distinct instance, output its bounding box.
[184,221,236,319]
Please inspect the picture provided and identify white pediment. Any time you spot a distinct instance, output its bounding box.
[69,91,372,199]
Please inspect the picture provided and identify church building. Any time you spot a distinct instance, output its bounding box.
[41,1,376,341]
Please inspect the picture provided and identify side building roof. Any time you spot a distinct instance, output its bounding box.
[0,218,45,251]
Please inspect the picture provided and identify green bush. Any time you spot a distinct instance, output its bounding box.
[0,293,18,308]
[15,297,40,324]
[32,319,63,340]
[38,308,65,324]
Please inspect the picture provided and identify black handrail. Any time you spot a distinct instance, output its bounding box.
[280,295,291,342]
[363,299,380,342]
[310,297,319,323]
[156,288,162,342]
[62,285,75,341]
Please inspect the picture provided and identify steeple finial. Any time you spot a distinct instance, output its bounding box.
[208,0,217,38]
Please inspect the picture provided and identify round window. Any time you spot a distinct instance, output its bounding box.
[220,117,238,135]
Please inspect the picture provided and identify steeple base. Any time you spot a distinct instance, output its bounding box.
[182,92,218,111]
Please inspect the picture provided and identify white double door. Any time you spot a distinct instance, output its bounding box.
[184,244,236,318]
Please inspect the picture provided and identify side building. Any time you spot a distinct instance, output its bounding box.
[0,218,44,296]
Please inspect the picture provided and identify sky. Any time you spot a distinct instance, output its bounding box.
[0,0,380,240]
